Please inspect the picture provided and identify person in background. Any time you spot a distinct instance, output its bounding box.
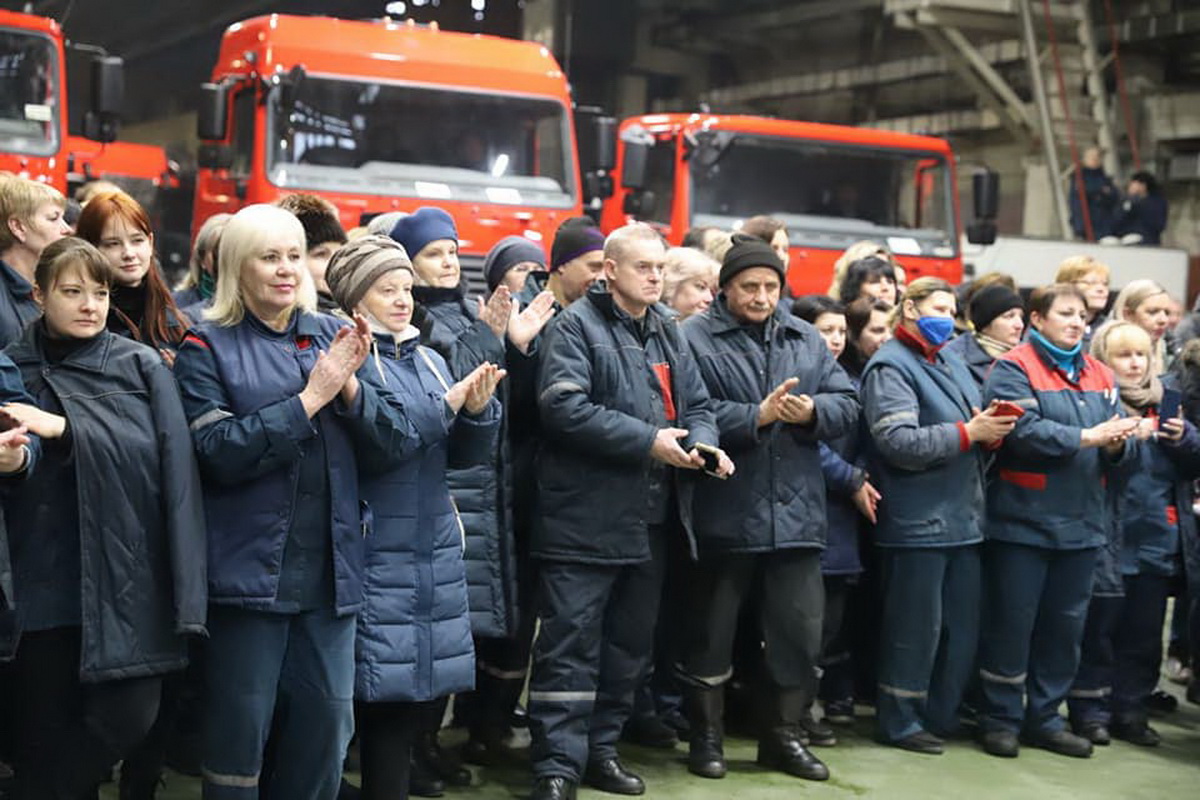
[739,215,790,276]
[175,212,233,316]
[681,226,720,252]
[1169,339,1200,700]
[543,218,607,310]
[679,239,857,782]
[841,298,893,381]
[792,295,880,728]
[325,235,504,800]
[367,211,406,238]
[827,241,897,301]
[955,272,1018,333]
[862,277,1015,755]
[837,256,898,308]
[0,176,69,346]
[527,223,730,800]
[944,284,1025,388]
[1112,171,1168,246]
[484,235,547,296]
[73,180,122,208]
[978,284,1139,760]
[174,204,381,800]
[277,194,349,315]
[1068,146,1120,241]
[1110,279,1173,376]
[1055,255,1111,348]
[3,237,206,799]
[74,190,190,360]
[662,246,719,321]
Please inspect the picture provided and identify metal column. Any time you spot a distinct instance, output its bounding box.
[1018,0,1072,239]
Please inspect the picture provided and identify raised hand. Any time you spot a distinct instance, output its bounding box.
[758,377,801,427]
[777,393,816,425]
[508,290,557,354]
[464,363,507,415]
[478,286,514,339]
[650,427,702,469]
[1081,414,1140,449]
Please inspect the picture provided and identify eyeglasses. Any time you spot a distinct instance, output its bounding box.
[1074,279,1108,288]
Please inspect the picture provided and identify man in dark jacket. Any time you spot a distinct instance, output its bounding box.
[678,234,859,782]
[1068,146,1120,241]
[1112,171,1168,246]
[527,223,731,800]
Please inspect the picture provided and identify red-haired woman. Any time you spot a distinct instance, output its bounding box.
[74,190,189,363]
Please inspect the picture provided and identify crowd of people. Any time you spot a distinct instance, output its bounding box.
[0,171,1196,800]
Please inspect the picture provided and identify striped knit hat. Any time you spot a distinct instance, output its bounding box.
[325,235,414,313]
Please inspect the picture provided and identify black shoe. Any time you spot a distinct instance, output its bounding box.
[1023,729,1093,758]
[583,758,645,796]
[530,776,577,800]
[800,712,838,747]
[756,730,830,781]
[414,733,471,787]
[1145,689,1178,715]
[1073,721,1111,746]
[978,729,1019,758]
[621,714,679,749]
[888,730,944,755]
[409,755,446,798]
[823,699,854,725]
[1111,719,1161,747]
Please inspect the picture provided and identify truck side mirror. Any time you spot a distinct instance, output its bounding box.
[621,141,649,191]
[198,83,229,141]
[84,56,123,143]
[966,169,1000,245]
[594,116,616,172]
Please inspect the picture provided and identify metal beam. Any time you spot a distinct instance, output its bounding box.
[938,24,1037,131]
[1018,0,1071,239]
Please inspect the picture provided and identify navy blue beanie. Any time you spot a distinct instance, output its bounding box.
[389,207,458,258]
[484,235,547,291]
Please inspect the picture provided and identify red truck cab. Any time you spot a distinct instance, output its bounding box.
[0,11,70,188]
[599,113,963,296]
[195,14,583,291]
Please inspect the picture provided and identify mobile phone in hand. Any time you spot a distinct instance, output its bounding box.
[1160,388,1182,426]
[694,443,726,479]
[991,400,1025,418]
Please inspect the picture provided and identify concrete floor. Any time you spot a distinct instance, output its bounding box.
[104,690,1200,800]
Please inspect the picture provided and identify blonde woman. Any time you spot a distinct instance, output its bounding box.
[1110,279,1172,375]
[662,246,719,320]
[0,175,69,345]
[174,212,232,314]
[1055,255,1111,346]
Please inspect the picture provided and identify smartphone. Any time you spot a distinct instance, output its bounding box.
[992,400,1026,418]
[1160,388,1182,426]
[694,443,726,479]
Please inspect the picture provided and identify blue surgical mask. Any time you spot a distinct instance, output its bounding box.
[916,315,955,347]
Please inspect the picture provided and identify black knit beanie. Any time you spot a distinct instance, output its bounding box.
[550,219,605,271]
[969,284,1024,332]
[719,233,785,287]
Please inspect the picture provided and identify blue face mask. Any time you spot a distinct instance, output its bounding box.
[916,315,955,347]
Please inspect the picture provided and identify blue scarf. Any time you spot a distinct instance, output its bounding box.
[1030,329,1082,380]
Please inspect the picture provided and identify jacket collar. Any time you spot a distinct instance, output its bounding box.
[9,321,114,374]
[584,281,670,331]
[0,258,33,300]
[895,324,944,364]
[707,294,805,339]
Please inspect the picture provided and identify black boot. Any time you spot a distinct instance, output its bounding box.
[408,754,446,798]
[755,688,829,782]
[463,672,526,766]
[684,685,726,779]
[414,730,471,787]
[531,776,577,800]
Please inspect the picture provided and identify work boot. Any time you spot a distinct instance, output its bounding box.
[1072,720,1111,746]
[755,688,829,781]
[683,684,726,779]
[800,709,838,747]
[1022,728,1093,758]
[463,671,527,766]
[1111,718,1161,747]
[978,729,1019,758]
[530,776,577,800]
[887,730,944,755]
[414,730,471,787]
[408,754,446,798]
[583,758,644,796]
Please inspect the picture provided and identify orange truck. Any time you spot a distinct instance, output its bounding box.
[195,14,583,290]
[594,113,970,296]
[0,9,129,191]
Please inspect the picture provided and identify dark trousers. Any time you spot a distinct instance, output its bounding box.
[1067,594,1122,725]
[978,542,1098,735]
[358,700,430,800]
[1112,573,1174,724]
[819,575,856,705]
[631,526,687,723]
[528,528,666,780]
[876,546,980,741]
[679,549,824,700]
[201,606,355,800]
[11,626,162,800]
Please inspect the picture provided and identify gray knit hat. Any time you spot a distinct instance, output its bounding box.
[325,235,414,313]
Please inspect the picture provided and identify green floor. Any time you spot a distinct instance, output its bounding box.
[103,689,1200,800]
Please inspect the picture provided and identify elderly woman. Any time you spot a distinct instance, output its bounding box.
[944,284,1025,388]
[324,235,504,800]
[663,246,719,320]
[978,284,1140,760]
[2,237,205,798]
[861,277,1016,755]
[173,204,387,800]
[1055,255,1111,348]
[174,212,233,316]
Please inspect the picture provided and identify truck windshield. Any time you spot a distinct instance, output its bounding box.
[690,133,956,257]
[267,76,575,208]
[0,28,58,156]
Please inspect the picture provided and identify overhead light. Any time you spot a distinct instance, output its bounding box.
[471,0,485,9]
[385,1,407,14]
